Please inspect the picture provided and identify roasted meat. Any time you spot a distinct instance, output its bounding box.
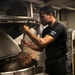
[17,52,32,67]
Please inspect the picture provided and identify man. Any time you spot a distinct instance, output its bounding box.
[22,6,67,75]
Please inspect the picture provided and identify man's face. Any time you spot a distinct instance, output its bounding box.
[40,12,51,26]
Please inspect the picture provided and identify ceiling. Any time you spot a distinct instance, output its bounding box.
[21,0,75,12]
[41,0,75,8]
[0,0,75,13]
[26,0,75,8]
[41,0,75,12]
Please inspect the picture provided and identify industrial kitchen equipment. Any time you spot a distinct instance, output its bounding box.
[0,27,38,75]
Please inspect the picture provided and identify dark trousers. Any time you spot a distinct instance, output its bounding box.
[45,55,67,75]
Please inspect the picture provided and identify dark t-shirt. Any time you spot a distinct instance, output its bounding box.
[42,22,67,60]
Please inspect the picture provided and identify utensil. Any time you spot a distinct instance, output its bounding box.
[17,33,32,67]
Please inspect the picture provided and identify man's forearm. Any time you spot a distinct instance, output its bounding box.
[28,42,44,52]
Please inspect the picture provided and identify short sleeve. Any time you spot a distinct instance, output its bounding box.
[48,25,64,39]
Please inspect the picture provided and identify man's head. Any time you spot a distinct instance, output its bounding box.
[39,6,55,26]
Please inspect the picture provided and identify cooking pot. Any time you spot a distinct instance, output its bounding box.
[0,67,35,75]
[0,30,38,75]
[0,58,37,75]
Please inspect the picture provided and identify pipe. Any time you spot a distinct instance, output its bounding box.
[52,6,75,11]
[62,6,75,11]
[30,3,33,18]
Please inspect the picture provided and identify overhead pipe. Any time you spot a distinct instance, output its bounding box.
[52,5,75,11]
[62,6,75,11]
[52,6,61,10]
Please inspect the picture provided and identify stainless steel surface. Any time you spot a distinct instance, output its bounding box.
[0,66,36,75]
[0,59,37,75]
[13,66,35,75]
[0,30,21,59]
[0,71,14,75]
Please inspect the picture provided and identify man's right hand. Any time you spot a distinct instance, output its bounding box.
[22,25,30,34]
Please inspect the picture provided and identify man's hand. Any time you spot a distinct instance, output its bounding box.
[22,25,30,34]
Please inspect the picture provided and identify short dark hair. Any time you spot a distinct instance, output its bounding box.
[39,6,55,17]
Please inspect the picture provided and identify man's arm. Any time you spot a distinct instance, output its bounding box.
[22,40,44,52]
[22,25,54,47]
[28,42,44,52]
